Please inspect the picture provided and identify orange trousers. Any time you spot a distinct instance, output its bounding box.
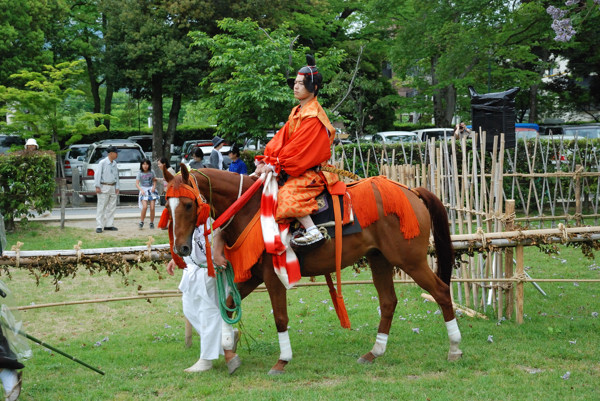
[275,170,325,223]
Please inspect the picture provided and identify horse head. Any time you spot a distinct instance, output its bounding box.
[162,164,209,257]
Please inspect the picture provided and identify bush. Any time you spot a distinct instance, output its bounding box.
[0,150,56,231]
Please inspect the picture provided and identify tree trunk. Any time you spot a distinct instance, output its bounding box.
[85,57,102,127]
[528,84,538,123]
[430,56,456,127]
[152,75,164,161]
[164,93,182,161]
[103,82,114,131]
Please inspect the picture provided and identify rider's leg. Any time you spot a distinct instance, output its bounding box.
[295,215,324,245]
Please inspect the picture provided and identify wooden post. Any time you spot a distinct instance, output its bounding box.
[72,168,81,207]
[575,164,582,226]
[515,244,525,324]
[504,200,515,320]
[185,318,193,348]
[60,179,67,229]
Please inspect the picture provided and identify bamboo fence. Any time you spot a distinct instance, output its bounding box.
[330,132,600,321]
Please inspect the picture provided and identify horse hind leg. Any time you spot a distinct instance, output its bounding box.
[402,259,463,361]
[357,252,397,365]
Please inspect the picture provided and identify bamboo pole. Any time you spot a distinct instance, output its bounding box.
[504,200,515,320]
[516,244,525,324]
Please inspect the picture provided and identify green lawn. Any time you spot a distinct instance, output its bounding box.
[1,224,599,400]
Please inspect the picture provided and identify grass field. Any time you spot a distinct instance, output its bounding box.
[2,223,599,400]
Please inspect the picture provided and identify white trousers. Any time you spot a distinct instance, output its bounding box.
[96,184,117,229]
[179,265,223,360]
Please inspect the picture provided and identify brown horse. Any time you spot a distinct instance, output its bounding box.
[163,166,462,374]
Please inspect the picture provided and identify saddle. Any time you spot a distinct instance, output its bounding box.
[290,190,362,250]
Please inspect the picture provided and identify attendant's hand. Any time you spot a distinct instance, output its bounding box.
[166,259,176,276]
[214,253,229,268]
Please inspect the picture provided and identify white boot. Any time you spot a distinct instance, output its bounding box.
[184,358,212,373]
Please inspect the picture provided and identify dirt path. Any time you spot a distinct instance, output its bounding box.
[48,217,168,242]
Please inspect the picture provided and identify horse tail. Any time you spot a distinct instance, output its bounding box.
[414,187,455,285]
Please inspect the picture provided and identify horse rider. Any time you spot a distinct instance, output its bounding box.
[254,54,336,245]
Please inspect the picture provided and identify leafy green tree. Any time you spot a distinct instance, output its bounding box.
[0,0,53,86]
[0,61,107,173]
[191,18,344,141]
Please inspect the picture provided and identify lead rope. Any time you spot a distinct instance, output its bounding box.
[191,170,243,324]
[216,261,242,324]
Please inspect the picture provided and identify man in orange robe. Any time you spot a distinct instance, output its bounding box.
[255,55,336,245]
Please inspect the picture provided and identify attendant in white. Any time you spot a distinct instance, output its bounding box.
[94,146,120,233]
[166,223,241,374]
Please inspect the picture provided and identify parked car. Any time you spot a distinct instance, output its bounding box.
[412,128,454,142]
[561,125,600,139]
[128,135,153,159]
[63,144,91,179]
[0,135,25,155]
[81,140,146,200]
[372,131,421,144]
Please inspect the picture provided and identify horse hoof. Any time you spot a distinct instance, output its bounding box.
[447,350,463,361]
[268,368,285,375]
[357,357,373,364]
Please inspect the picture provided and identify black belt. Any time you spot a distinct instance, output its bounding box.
[101,182,116,186]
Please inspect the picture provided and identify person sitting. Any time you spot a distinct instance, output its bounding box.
[227,145,247,175]
[254,54,336,245]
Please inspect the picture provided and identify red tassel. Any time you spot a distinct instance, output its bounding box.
[158,208,170,229]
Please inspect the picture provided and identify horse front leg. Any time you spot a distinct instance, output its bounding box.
[358,253,397,365]
[263,261,291,375]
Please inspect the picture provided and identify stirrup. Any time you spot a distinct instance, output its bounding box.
[291,227,328,247]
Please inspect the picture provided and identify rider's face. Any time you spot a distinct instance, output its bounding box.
[293,74,312,101]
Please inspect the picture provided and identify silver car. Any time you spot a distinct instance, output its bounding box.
[63,144,90,179]
[81,140,146,200]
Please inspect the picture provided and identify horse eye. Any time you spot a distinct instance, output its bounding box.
[185,203,193,210]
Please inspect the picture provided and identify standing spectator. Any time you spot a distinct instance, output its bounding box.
[165,223,241,374]
[94,146,120,233]
[209,136,226,169]
[227,145,247,175]
[188,147,205,170]
[454,122,472,139]
[24,138,38,151]
[136,159,159,230]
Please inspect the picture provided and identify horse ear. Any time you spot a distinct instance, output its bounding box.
[180,163,190,183]
[163,165,174,182]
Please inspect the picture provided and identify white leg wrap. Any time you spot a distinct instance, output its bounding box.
[221,321,235,350]
[445,319,461,344]
[278,331,293,362]
[370,333,388,357]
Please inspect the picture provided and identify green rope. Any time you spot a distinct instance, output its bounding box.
[216,261,242,324]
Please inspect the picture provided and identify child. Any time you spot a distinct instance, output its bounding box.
[136,159,159,229]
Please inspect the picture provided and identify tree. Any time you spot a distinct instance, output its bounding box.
[0,0,53,86]
[101,0,289,161]
[0,61,107,174]
[191,18,344,141]
[364,0,561,126]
